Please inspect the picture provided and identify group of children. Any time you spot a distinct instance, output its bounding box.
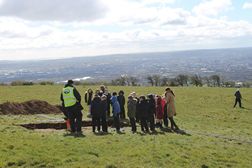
[126,90,179,133]
[85,86,179,133]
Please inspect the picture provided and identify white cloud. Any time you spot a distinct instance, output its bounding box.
[243,2,252,9]
[138,0,175,5]
[0,0,107,22]
[0,0,252,60]
[193,0,232,16]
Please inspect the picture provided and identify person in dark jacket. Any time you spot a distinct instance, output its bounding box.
[137,96,149,133]
[91,94,101,133]
[130,92,140,122]
[117,90,126,119]
[100,85,112,117]
[60,80,83,134]
[111,92,121,132]
[233,89,243,108]
[84,88,93,117]
[100,95,108,132]
[147,94,156,132]
[127,95,137,133]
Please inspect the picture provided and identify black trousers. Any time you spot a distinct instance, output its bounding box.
[141,117,149,132]
[234,98,242,108]
[101,116,108,132]
[113,114,120,131]
[168,117,178,130]
[120,106,126,119]
[92,116,101,132]
[107,102,111,117]
[67,107,82,133]
[129,117,137,132]
[148,115,155,131]
[163,110,168,127]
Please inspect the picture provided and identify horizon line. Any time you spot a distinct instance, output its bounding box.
[1,46,252,62]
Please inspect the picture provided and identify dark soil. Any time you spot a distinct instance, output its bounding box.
[20,119,131,130]
[0,100,62,115]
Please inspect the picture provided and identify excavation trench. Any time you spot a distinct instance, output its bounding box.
[20,119,131,130]
[0,100,131,130]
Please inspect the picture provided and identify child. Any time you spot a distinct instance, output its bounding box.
[155,95,163,129]
[111,92,121,132]
[130,92,140,122]
[147,94,156,132]
[161,95,168,127]
[127,95,137,133]
[137,96,149,133]
[91,94,101,133]
[84,88,93,117]
[100,95,108,132]
[117,90,126,119]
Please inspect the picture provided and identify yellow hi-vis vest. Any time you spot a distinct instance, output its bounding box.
[62,86,77,107]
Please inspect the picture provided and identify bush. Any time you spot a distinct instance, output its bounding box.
[11,80,34,86]
[39,81,54,85]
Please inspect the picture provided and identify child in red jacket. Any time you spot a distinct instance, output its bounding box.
[155,95,164,129]
[161,96,168,127]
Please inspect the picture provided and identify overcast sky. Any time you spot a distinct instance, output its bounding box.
[0,0,252,60]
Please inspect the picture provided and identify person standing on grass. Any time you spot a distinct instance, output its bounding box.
[137,96,149,133]
[233,89,243,108]
[155,95,164,129]
[100,85,112,117]
[130,92,140,122]
[111,92,121,132]
[91,94,102,133]
[161,95,168,128]
[61,80,83,134]
[100,95,108,132]
[117,90,126,119]
[147,94,156,132]
[127,95,137,133]
[84,88,93,117]
[165,88,179,131]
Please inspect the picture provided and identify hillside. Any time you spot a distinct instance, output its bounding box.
[0,47,252,83]
[0,86,251,167]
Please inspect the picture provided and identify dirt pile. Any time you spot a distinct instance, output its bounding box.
[0,100,62,115]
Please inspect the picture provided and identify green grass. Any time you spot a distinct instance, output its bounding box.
[0,86,252,168]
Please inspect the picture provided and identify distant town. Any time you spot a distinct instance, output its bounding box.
[0,47,252,87]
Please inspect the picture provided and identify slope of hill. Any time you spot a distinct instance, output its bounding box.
[0,47,252,83]
[0,86,252,167]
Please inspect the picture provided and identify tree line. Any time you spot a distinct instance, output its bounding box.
[1,74,251,88]
[110,74,252,88]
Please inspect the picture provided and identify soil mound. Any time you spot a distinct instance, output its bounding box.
[0,100,62,115]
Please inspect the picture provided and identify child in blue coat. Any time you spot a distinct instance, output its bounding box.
[111,92,121,132]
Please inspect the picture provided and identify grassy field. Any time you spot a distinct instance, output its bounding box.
[0,85,252,168]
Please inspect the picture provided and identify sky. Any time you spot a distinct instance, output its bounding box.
[0,0,252,60]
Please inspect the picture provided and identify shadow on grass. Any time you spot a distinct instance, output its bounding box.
[63,132,86,138]
[160,127,173,133]
[136,130,165,136]
[135,128,191,136]
[149,130,165,135]
[160,127,191,136]
[93,131,112,136]
[242,107,252,110]
[174,129,192,136]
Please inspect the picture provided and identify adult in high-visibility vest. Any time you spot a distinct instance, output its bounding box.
[60,80,83,134]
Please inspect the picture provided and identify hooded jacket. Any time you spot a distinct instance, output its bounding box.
[111,96,121,115]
